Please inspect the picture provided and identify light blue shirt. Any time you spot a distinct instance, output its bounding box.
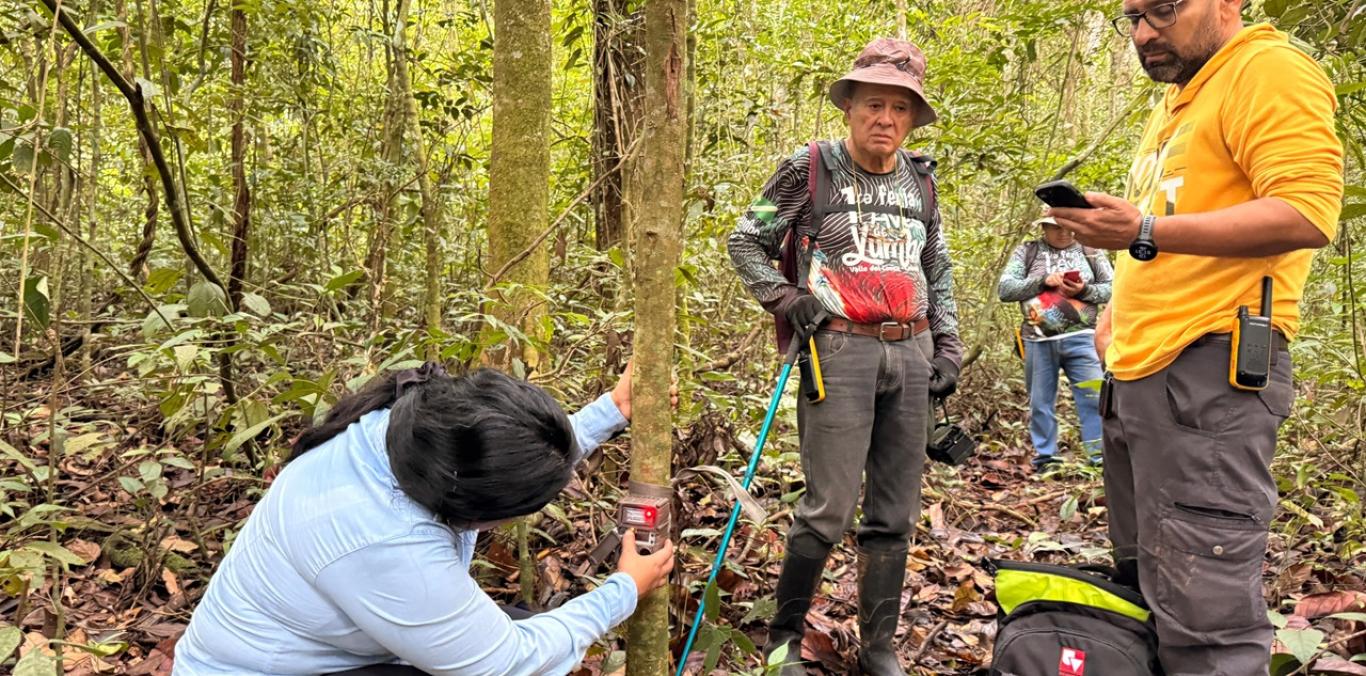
[175,393,634,675]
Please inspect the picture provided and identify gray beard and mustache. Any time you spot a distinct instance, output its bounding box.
[1135,12,1225,84]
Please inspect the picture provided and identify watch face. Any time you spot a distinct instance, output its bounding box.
[1129,241,1158,261]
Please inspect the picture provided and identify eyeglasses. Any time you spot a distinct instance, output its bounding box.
[1110,0,1186,36]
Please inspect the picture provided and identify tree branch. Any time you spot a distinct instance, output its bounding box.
[35,0,230,302]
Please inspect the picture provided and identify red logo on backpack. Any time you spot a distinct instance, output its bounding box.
[1058,647,1086,675]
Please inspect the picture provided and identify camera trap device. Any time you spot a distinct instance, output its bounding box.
[618,481,673,554]
[928,400,976,466]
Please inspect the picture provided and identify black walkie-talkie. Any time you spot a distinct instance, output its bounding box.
[1229,276,1273,391]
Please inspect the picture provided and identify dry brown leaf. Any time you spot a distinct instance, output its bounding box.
[161,568,181,596]
[1295,590,1366,620]
[950,579,982,613]
[66,539,102,564]
[1312,657,1366,676]
[158,535,199,554]
[21,630,55,658]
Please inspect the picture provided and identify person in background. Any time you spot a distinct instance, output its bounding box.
[998,216,1113,470]
[174,362,674,676]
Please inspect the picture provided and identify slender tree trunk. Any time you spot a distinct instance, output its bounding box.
[485,0,551,372]
[118,0,159,281]
[625,0,688,672]
[591,0,642,252]
[386,0,447,354]
[366,0,407,334]
[227,2,251,307]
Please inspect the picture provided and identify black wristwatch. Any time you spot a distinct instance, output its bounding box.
[1129,215,1158,261]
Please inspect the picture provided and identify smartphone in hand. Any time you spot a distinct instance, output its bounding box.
[1063,270,1082,284]
[1035,180,1093,209]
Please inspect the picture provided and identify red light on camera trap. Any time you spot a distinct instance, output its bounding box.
[622,505,657,528]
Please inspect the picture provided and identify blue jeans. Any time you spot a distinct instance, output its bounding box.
[1024,333,1104,461]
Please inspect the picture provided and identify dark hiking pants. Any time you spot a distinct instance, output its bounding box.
[786,329,934,556]
[1103,335,1293,676]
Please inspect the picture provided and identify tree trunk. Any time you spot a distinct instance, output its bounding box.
[366,0,408,334]
[227,3,251,307]
[387,0,447,355]
[625,0,688,672]
[485,0,551,372]
[118,0,158,282]
[591,0,643,252]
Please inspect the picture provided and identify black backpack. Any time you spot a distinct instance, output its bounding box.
[989,559,1163,676]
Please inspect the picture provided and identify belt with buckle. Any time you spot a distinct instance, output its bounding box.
[822,317,929,342]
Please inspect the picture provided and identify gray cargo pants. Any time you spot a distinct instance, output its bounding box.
[1103,335,1293,676]
[786,329,934,554]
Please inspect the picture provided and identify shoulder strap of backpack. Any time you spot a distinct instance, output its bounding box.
[1024,240,1041,272]
[901,150,937,218]
[1081,246,1101,278]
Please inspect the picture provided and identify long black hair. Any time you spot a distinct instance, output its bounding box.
[288,366,578,527]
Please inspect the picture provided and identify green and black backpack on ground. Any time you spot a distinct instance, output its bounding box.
[988,559,1162,676]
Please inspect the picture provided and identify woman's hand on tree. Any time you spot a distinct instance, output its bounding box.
[618,530,674,599]
[611,360,679,421]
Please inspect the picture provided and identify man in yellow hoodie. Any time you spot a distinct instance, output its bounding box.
[1049,0,1344,673]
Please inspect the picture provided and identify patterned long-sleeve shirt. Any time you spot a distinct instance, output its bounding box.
[998,240,1113,341]
[728,141,963,365]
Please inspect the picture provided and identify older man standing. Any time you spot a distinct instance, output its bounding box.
[1050,1,1343,673]
[729,38,961,675]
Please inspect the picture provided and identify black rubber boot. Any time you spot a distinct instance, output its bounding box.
[764,542,828,676]
[856,545,909,676]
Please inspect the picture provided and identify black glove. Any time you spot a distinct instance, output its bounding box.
[928,356,960,398]
[783,295,827,340]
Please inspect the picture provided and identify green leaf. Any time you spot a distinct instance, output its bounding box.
[1328,612,1366,623]
[325,269,365,292]
[82,20,127,35]
[241,292,271,317]
[173,344,199,371]
[1337,81,1366,97]
[224,412,289,455]
[134,77,160,98]
[703,579,721,621]
[1340,203,1366,222]
[0,439,39,472]
[118,476,145,494]
[0,624,21,661]
[23,276,50,330]
[187,281,229,317]
[142,304,184,338]
[25,541,88,567]
[12,650,58,676]
[64,432,107,455]
[138,460,163,484]
[162,456,196,471]
[144,267,183,295]
[1268,608,1288,629]
[1269,652,1301,676]
[12,140,35,172]
[1275,627,1324,666]
[1060,495,1079,521]
[0,352,14,364]
[45,127,72,162]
